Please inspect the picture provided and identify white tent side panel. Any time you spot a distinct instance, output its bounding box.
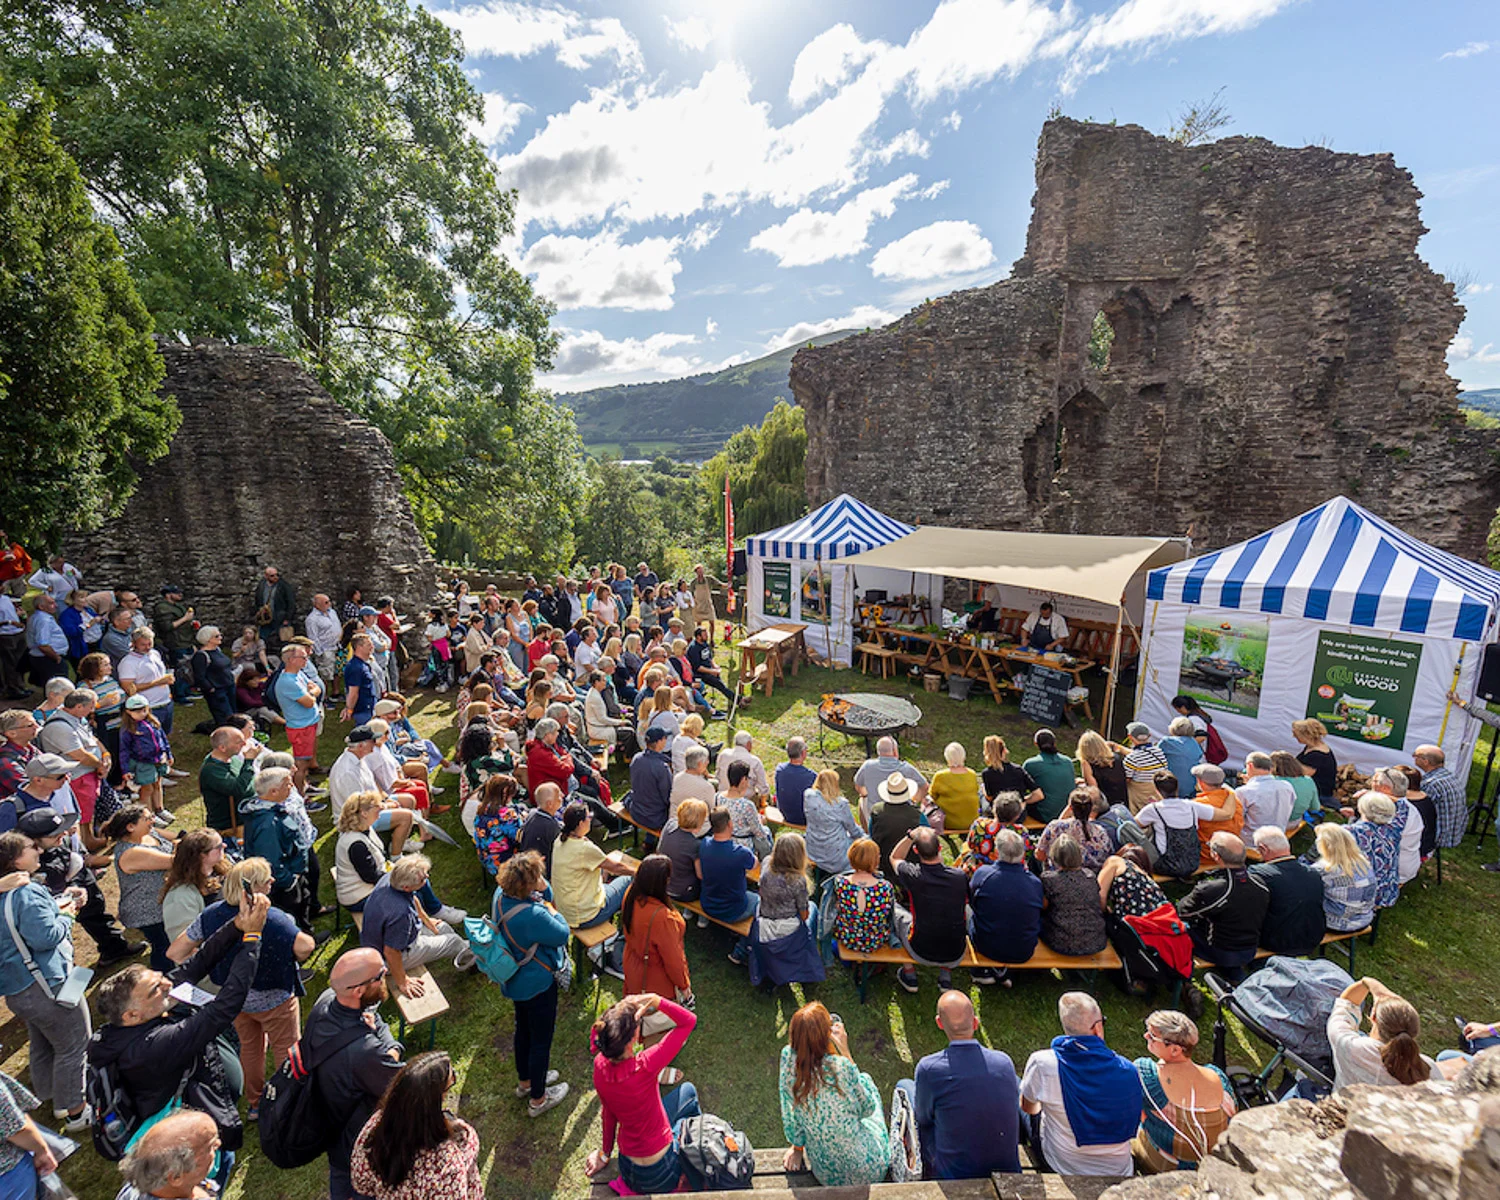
[1136,601,1491,784]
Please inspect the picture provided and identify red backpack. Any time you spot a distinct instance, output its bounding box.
[1202,721,1229,765]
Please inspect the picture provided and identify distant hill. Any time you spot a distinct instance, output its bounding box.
[1461,388,1500,415]
[554,329,859,460]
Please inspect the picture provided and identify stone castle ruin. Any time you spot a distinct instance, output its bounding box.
[65,340,438,629]
[792,119,1500,561]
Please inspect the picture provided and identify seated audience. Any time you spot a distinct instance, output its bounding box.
[659,798,708,904]
[621,856,692,1008]
[803,768,860,877]
[1397,764,1438,861]
[715,730,769,802]
[1035,787,1114,871]
[1328,976,1442,1088]
[516,781,564,876]
[1293,718,1339,808]
[1176,833,1269,972]
[968,828,1043,984]
[1235,752,1295,837]
[701,808,758,965]
[854,736,928,825]
[962,791,1031,874]
[669,713,704,777]
[584,994,700,1194]
[1075,730,1127,810]
[717,760,771,857]
[868,771,925,881]
[551,803,632,929]
[779,1002,889,1186]
[1249,826,1326,955]
[351,1051,484,1200]
[773,737,816,825]
[1156,718,1204,794]
[1133,1010,1236,1172]
[828,838,896,955]
[1347,792,1402,909]
[1190,763,1243,866]
[1308,822,1378,932]
[1121,723,1168,813]
[1021,992,1141,1176]
[666,745,716,834]
[890,827,968,993]
[472,774,524,881]
[982,735,1043,809]
[1039,835,1107,957]
[359,855,473,998]
[1097,846,1169,919]
[1023,729,1077,822]
[1271,749,1320,825]
[1413,741,1468,851]
[1130,770,1229,878]
[898,991,1020,1178]
[625,726,674,839]
[493,851,571,1116]
[926,741,981,835]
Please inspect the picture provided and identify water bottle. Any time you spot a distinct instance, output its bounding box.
[99,1108,126,1145]
[40,1172,79,1199]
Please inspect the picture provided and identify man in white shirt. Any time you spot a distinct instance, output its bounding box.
[24,595,70,687]
[305,593,342,682]
[1020,992,1140,1176]
[118,627,179,739]
[327,726,418,854]
[1021,601,1069,652]
[666,746,717,833]
[574,626,601,673]
[715,730,770,801]
[1234,751,1296,838]
[27,556,81,605]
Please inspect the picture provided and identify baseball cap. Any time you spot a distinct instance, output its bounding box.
[17,809,79,838]
[162,583,183,595]
[1126,721,1151,740]
[25,753,75,779]
[645,726,670,745]
[358,605,378,617]
[345,726,376,745]
[123,694,150,711]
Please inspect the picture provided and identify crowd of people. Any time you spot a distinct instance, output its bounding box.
[0,536,1490,1198]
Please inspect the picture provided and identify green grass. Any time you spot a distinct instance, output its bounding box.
[18,664,1500,1199]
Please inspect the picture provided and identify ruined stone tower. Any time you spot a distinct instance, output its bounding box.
[792,118,1499,561]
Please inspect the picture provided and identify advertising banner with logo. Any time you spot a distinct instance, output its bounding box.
[1304,631,1423,749]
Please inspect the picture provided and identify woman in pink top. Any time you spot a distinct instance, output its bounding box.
[584,993,700,1193]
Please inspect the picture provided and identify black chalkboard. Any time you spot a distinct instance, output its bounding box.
[1019,664,1071,725]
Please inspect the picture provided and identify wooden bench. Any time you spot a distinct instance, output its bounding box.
[392,966,450,1049]
[607,848,760,886]
[857,641,899,679]
[763,805,806,833]
[673,897,753,938]
[1192,925,1377,975]
[839,941,1124,1003]
[608,800,662,850]
[572,919,619,983]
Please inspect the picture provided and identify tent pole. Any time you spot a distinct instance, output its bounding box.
[816,553,833,671]
[1103,601,1125,736]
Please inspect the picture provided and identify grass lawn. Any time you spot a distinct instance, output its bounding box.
[12,661,1500,1199]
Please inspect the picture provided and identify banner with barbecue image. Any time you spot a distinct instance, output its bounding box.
[1178,614,1269,717]
[1304,630,1423,749]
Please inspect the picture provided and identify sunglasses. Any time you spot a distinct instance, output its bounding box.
[346,966,390,990]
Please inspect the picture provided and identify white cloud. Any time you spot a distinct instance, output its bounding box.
[664,15,713,52]
[469,91,531,148]
[919,179,951,200]
[942,110,963,130]
[1062,0,1295,88]
[788,23,887,106]
[1465,283,1495,295]
[763,304,898,353]
[1449,335,1500,365]
[705,317,718,336]
[546,329,703,390]
[1442,41,1491,60]
[749,174,919,268]
[903,0,1076,103]
[864,129,931,166]
[870,220,995,280]
[521,229,687,310]
[433,2,642,72]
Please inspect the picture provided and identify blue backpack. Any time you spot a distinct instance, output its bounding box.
[464,892,536,986]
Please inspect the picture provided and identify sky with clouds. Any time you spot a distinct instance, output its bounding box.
[420,0,1500,394]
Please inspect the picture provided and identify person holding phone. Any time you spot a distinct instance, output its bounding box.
[779,1001,889,1185]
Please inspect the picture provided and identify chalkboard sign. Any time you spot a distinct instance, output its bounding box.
[1019,664,1071,726]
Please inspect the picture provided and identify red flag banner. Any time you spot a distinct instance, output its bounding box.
[724,478,736,615]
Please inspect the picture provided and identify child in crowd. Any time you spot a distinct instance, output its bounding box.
[119,694,171,820]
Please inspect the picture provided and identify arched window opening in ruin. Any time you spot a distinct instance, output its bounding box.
[1087,309,1115,370]
[1054,389,1106,481]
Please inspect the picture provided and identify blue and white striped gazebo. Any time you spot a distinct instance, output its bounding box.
[745,494,915,562]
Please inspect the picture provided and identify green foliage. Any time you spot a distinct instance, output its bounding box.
[1168,86,1232,145]
[1087,309,1115,370]
[700,400,809,541]
[4,0,558,557]
[575,456,715,579]
[0,100,171,548]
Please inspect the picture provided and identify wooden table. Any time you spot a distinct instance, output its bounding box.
[736,622,808,697]
[853,624,1096,719]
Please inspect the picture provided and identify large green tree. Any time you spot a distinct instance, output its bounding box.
[3,0,561,559]
[0,100,172,547]
[700,399,809,541]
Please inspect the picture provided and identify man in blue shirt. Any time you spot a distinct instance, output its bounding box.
[968,829,1043,984]
[339,634,378,725]
[626,727,674,842]
[899,991,1021,1178]
[772,737,817,825]
[276,643,323,794]
[633,562,660,597]
[698,808,757,963]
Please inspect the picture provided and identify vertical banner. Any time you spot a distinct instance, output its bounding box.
[724,478,736,615]
[763,563,792,619]
[1305,630,1423,748]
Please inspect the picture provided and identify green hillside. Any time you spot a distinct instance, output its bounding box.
[555,329,858,459]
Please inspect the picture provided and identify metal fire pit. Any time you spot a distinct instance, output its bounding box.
[818,693,924,758]
[1192,656,1252,703]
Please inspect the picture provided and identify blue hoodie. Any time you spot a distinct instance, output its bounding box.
[239,795,309,888]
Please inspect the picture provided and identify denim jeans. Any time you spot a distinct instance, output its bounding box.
[617,1083,701,1193]
[579,874,632,929]
[151,701,174,738]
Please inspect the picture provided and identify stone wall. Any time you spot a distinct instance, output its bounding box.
[64,340,438,632]
[793,119,1500,561]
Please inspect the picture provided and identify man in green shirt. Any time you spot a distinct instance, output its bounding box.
[152,584,197,702]
[198,726,258,842]
[1021,729,1077,822]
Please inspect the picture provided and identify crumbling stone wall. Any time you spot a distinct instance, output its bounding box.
[793,118,1500,561]
[65,340,437,630]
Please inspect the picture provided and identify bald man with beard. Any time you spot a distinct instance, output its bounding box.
[896,990,1021,1179]
[302,948,404,1200]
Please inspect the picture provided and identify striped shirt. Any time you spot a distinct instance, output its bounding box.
[1123,744,1168,782]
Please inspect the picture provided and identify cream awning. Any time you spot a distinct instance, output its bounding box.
[841,526,1187,607]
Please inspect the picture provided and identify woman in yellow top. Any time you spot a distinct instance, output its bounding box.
[925,741,981,833]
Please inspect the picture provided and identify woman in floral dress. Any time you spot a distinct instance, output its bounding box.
[779,1002,889,1186]
[829,838,895,954]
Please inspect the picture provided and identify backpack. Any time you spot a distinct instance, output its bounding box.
[86,1046,189,1162]
[464,891,538,987]
[679,1114,754,1189]
[1202,721,1228,766]
[256,1023,372,1169]
[263,663,286,717]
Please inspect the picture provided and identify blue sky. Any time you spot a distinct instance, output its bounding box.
[417,0,1500,394]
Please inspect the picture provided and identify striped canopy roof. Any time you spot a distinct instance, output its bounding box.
[1146,497,1500,641]
[745,494,915,562]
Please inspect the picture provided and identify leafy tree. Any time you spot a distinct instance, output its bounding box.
[3,0,559,552]
[0,100,171,548]
[700,399,809,541]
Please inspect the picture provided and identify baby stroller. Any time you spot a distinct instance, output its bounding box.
[1204,956,1345,1107]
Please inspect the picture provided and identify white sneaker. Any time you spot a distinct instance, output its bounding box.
[427,784,446,796]
[441,762,462,775]
[437,905,469,926]
[695,914,708,929]
[400,844,423,855]
[152,811,175,826]
[436,684,450,693]
[453,946,477,971]
[516,1070,560,1097]
[160,777,180,788]
[527,1082,569,1116]
[167,767,189,778]
[60,1106,92,1134]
